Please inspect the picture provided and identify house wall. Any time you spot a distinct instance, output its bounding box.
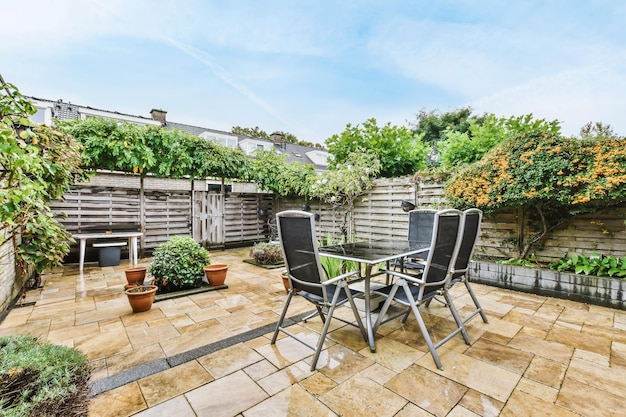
[0,228,24,317]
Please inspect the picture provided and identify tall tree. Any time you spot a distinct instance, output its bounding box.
[325,118,429,178]
[409,107,486,166]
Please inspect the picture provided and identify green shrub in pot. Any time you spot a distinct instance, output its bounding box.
[149,236,210,291]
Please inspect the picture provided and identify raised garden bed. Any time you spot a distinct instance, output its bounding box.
[470,261,626,310]
[242,258,284,269]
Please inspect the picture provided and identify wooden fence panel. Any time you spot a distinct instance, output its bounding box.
[50,184,141,262]
[49,173,626,264]
[416,181,448,208]
[353,177,415,240]
[143,189,192,251]
[222,194,274,245]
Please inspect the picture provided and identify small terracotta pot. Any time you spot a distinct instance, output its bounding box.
[204,264,228,286]
[281,272,290,294]
[281,272,299,294]
[124,266,147,286]
[125,285,157,313]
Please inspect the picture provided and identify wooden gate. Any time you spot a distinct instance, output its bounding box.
[193,191,224,247]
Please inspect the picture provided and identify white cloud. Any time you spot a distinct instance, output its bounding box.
[470,63,626,136]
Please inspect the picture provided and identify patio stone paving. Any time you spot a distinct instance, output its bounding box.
[2,247,626,416]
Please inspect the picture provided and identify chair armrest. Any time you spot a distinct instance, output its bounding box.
[323,270,361,285]
[380,269,426,285]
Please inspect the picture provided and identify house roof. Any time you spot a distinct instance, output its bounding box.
[29,96,329,170]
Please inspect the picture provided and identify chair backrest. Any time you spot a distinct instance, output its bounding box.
[421,209,463,287]
[407,209,437,244]
[452,208,483,279]
[276,210,325,297]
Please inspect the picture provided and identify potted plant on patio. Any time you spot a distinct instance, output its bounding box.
[203,263,229,286]
[148,236,210,293]
[124,265,147,288]
[124,284,158,312]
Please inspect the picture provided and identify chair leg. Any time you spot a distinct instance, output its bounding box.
[315,306,326,323]
[400,307,411,323]
[464,280,488,323]
[309,287,343,371]
[271,291,294,344]
[423,296,447,308]
[302,310,320,322]
[343,284,367,340]
[402,286,444,371]
[443,291,471,345]
[373,283,401,333]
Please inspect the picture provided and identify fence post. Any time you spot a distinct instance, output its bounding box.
[139,177,146,258]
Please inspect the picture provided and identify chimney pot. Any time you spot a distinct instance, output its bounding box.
[150,108,167,124]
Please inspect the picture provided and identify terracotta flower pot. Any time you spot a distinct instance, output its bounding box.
[204,264,228,286]
[281,271,299,294]
[124,266,147,286]
[281,272,290,294]
[124,285,157,313]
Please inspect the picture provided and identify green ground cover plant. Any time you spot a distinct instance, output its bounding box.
[549,253,626,278]
[0,335,90,417]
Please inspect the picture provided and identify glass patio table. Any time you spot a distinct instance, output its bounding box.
[318,239,430,352]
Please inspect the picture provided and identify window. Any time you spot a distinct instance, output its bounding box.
[31,107,47,124]
[207,184,232,193]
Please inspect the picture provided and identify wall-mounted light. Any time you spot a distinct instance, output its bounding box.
[301,203,311,212]
[401,200,416,212]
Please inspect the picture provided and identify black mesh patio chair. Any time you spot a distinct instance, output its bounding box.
[425,208,488,324]
[372,209,471,370]
[271,210,366,371]
[393,208,437,274]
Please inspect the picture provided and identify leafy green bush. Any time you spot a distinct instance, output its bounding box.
[549,253,626,278]
[250,242,284,265]
[325,118,429,177]
[0,335,90,417]
[439,113,561,168]
[58,117,252,180]
[1,81,89,277]
[310,151,381,242]
[149,236,210,291]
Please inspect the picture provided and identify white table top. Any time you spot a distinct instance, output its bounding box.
[72,232,143,239]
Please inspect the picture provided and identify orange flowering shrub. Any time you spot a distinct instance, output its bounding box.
[445,132,626,258]
[446,132,626,215]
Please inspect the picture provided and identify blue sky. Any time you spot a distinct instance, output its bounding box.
[2,1,625,144]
